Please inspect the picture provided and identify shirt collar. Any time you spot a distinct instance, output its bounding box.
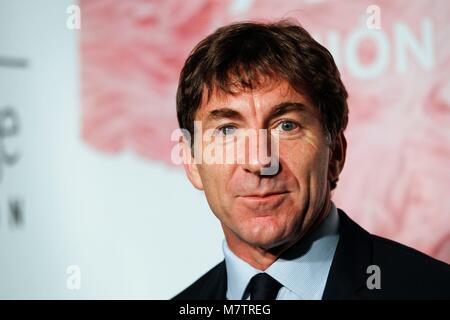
[223,203,340,300]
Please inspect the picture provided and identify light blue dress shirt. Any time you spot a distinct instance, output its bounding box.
[223,202,340,300]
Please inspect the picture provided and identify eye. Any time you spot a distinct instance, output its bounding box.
[276,120,298,132]
[216,125,237,136]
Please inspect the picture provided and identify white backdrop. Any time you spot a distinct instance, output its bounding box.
[0,0,222,299]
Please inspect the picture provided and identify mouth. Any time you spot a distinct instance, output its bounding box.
[237,191,289,211]
[238,191,289,201]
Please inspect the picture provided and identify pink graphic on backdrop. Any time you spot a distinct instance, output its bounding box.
[80,0,450,263]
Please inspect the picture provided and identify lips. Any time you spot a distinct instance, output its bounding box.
[240,191,289,199]
[237,191,289,211]
[238,191,290,205]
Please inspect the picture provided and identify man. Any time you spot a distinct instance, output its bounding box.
[172,20,450,300]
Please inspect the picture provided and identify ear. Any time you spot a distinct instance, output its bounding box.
[328,131,347,187]
[181,137,204,190]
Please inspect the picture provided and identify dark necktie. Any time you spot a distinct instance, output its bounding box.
[246,273,282,300]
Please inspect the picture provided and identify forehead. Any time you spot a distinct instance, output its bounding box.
[196,79,314,120]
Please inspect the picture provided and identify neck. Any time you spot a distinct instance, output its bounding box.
[224,199,332,271]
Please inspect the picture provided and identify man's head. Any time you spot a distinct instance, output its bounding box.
[176,20,348,253]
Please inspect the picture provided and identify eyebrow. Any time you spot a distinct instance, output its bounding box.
[206,102,308,123]
[207,108,244,122]
[268,102,308,119]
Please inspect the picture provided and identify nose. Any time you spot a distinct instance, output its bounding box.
[238,129,279,175]
[241,157,272,175]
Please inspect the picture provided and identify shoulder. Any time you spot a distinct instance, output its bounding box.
[331,210,450,299]
[369,234,450,297]
[372,234,449,271]
[172,261,227,300]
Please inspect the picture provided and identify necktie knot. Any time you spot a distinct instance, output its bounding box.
[246,273,282,300]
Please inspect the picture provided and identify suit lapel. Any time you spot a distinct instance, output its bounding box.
[207,260,228,300]
[322,209,374,299]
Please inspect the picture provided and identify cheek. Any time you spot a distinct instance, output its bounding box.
[280,138,330,186]
[198,164,236,210]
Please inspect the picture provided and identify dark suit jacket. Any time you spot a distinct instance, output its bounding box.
[173,209,450,300]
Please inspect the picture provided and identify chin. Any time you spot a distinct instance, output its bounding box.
[235,217,291,249]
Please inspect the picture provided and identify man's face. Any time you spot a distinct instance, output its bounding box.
[184,79,343,250]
